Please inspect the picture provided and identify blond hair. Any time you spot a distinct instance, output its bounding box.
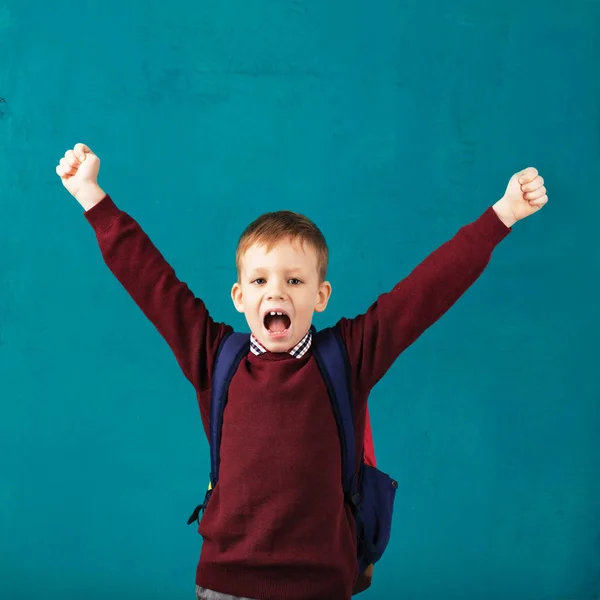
[236,211,328,281]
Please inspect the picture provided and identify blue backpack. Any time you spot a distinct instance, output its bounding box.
[188,326,398,594]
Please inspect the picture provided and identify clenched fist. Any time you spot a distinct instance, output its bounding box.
[56,143,105,211]
[493,167,548,227]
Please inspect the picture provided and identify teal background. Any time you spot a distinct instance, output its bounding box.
[1,1,599,599]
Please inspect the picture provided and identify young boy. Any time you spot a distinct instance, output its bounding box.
[56,143,548,600]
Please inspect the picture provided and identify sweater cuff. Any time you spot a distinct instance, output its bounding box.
[475,206,512,244]
[84,194,121,232]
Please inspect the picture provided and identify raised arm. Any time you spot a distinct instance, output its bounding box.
[56,143,230,391]
[337,167,548,393]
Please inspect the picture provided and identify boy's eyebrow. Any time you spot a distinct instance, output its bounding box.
[246,266,307,276]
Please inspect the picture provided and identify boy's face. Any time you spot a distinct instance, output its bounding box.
[231,237,332,352]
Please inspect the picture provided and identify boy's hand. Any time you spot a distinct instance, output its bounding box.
[493,167,548,228]
[56,143,105,211]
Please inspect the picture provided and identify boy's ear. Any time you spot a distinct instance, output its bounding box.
[314,280,332,313]
[231,282,245,313]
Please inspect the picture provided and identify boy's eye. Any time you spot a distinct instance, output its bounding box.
[251,277,302,285]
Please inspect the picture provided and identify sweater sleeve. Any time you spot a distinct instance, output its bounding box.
[84,195,231,392]
[337,206,511,393]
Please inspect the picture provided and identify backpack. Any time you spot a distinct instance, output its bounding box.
[187,326,398,595]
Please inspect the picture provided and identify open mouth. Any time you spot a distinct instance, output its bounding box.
[263,310,292,336]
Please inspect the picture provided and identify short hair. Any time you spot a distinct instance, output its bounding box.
[236,210,328,281]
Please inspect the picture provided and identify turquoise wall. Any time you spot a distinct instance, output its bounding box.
[1,1,599,599]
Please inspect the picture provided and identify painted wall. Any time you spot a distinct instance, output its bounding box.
[1,1,599,598]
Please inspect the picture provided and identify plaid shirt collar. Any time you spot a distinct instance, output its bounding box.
[250,329,312,359]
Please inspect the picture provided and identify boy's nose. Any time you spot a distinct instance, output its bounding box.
[267,291,285,300]
[266,285,285,300]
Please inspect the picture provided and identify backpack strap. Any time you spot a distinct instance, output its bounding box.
[209,332,250,487]
[312,326,358,504]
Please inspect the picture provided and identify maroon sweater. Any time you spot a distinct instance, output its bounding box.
[84,196,510,600]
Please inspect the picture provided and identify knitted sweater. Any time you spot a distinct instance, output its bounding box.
[84,196,510,600]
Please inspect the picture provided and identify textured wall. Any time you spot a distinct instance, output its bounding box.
[1,1,599,598]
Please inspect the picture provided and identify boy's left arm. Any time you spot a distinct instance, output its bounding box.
[337,167,548,392]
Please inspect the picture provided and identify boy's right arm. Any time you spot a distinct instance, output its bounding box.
[56,143,230,391]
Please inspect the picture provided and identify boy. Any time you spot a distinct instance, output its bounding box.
[56,143,548,600]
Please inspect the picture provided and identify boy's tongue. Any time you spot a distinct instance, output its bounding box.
[265,314,290,333]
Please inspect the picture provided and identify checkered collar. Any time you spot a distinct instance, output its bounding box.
[250,328,312,359]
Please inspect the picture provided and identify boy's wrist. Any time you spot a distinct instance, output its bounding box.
[492,197,517,228]
[77,184,106,211]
